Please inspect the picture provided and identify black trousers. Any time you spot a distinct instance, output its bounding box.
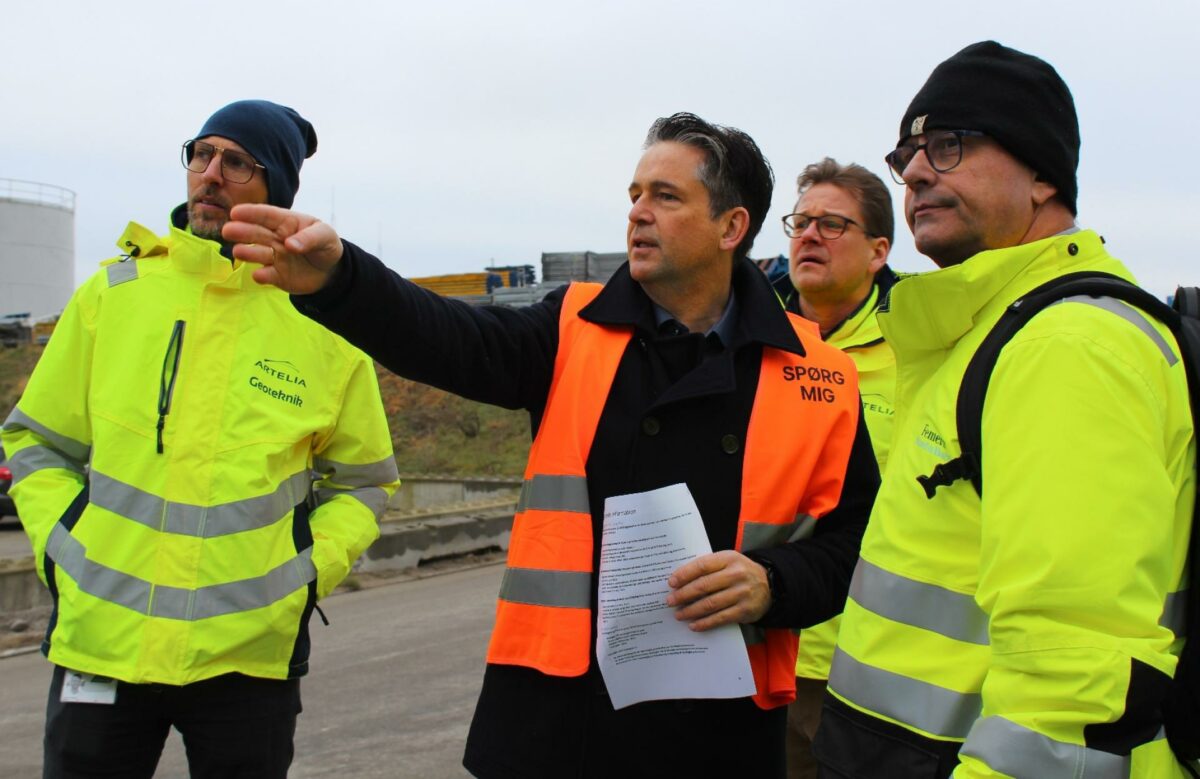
[44,665,302,779]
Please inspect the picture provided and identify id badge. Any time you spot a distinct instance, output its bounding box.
[60,671,118,704]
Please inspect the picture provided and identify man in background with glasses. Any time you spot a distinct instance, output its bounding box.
[774,159,899,778]
[815,41,1193,777]
[3,100,398,778]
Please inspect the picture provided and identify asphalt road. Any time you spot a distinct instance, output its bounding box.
[0,562,504,778]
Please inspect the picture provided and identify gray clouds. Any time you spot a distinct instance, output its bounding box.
[3,0,1197,295]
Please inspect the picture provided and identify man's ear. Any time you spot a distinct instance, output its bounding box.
[719,207,751,252]
[867,236,891,274]
[1032,173,1058,207]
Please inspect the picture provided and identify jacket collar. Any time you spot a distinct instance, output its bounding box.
[170,203,238,261]
[153,204,255,283]
[879,230,1119,353]
[579,257,808,356]
[824,283,882,350]
[784,264,898,350]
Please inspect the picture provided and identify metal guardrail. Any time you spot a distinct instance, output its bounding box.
[0,178,75,212]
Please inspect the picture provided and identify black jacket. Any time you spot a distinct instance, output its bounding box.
[295,243,880,778]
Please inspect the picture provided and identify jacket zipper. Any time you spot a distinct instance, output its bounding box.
[157,320,186,454]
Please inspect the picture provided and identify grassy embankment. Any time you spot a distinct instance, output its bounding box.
[0,346,531,476]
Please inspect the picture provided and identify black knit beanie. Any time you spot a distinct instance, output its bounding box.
[194,100,317,209]
[898,41,1080,215]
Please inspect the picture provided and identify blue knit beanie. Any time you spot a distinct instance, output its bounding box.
[194,100,317,208]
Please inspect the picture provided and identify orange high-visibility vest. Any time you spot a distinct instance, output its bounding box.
[486,282,860,709]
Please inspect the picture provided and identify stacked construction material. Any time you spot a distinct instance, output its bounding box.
[408,272,505,297]
[540,251,627,284]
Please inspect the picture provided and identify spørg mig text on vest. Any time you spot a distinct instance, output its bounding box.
[782,366,845,403]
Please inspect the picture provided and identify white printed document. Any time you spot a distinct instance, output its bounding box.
[597,482,755,709]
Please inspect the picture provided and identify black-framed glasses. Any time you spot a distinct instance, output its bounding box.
[782,212,869,240]
[181,140,265,184]
[884,129,986,184]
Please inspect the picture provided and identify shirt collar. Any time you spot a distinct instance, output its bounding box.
[651,292,739,346]
[580,257,807,356]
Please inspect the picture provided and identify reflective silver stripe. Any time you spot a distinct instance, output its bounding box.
[106,260,139,287]
[829,646,980,739]
[8,444,86,484]
[961,716,1132,778]
[792,514,818,540]
[46,522,315,620]
[1055,296,1178,366]
[516,474,589,514]
[313,456,399,488]
[1162,589,1187,638]
[89,469,312,538]
[152,551,316,620]
[741,514,818,551]
[498,566,590,608]
[315,485,390,518]
[3,408,91,465]
[850,558,989,645]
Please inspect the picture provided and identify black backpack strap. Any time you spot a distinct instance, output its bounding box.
[919,271,1178,499]
[1164,286,1200,766]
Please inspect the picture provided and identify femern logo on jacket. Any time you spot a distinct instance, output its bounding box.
[250,359,307,408]
[915,423,950,460]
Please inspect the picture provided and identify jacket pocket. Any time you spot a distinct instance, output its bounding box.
[812,694,954,778]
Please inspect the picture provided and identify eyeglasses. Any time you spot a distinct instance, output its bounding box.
[884,129,986,184]
[782,212,869,240]
[181,140,265,184]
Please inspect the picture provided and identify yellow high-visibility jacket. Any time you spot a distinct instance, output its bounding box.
[794,278,897,680]
[823,231,1193,777]
[2,210,399,686]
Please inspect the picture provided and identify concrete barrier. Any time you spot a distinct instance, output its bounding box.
[360,507,514,573]
[0,558,50,613]
[388,475,520,513]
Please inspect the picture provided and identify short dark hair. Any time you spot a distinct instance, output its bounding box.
[796,157,894,245]
[644,112,774,263]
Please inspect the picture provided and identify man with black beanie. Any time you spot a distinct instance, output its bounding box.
[811,41,1195,777]
[3,100,398,778]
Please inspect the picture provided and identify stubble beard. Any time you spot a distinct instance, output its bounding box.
[188,210,225,242]
[187,186,230,242]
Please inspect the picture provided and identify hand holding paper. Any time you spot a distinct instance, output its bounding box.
[597,483,756,709]
[666,550,772,631]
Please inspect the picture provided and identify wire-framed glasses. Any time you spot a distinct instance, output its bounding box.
[181,140,265,184]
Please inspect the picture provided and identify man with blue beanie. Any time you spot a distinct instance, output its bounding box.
[3,100,398,777]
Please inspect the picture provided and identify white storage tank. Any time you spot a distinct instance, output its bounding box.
[0,178,75,320]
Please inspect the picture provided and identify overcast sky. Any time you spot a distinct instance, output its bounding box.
[5,1,1197,297]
